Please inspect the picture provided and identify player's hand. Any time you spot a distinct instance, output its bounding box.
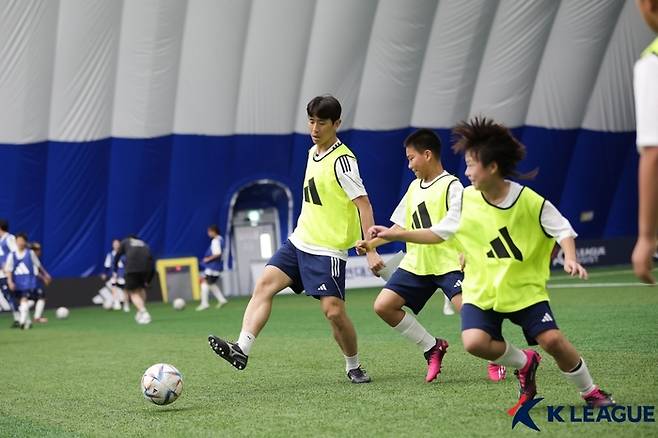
[8,281,15,291]
[366,251,385,277]
[203,256,211,263]
[563,259,588,280]
[631,236,656,284]
[355,240,369,255]
[368,225,394,240]
[100,274,107,281]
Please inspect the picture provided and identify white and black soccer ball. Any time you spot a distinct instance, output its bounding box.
[141,363,183,406]
[172,298,186,311]
[55,307,69,319]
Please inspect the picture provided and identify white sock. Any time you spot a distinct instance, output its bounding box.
[19,301,29,325]
[34,299,45,319]
[237,331,255,355]
[200,283,210,307]
[13,311,20,322]
[393,312,436,352]
[561,358,595,395]
[345,354,360,372]
[210,284,228,304]
[494,342,528,369]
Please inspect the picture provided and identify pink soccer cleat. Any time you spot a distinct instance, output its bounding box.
[424,338,449,382]
[583,386,615,407]
[487,362,506,382]
[508,349,542,416]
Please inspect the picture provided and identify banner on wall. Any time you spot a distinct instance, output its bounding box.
[550,237,636,268]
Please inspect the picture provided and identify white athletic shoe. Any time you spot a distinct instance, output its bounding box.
[123,302,130,312]
[216,301,227,309]
[137,312,152,325]
[112,300,121,311]
[196,304,209,311]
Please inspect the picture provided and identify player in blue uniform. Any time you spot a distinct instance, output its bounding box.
[197,225,228,311]
[5,233,43,330]
[103,239,129,311]
[29,242,52,323]
[0,219,20,327]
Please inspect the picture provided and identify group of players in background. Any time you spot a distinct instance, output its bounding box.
[96,226,228,323]
[0,221,51,329]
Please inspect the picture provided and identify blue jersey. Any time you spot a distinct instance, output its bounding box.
[104,251,126,278]
[10,250,38,291]
[203,236,223,273]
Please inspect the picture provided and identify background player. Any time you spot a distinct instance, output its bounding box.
[115,235,155,325]
[29,242,51,323]
[197,224,228,311]
[0,219,20,326]
[5,233,42,330]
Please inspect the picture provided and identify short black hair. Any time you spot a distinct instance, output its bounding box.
[452,117,526,178]
[30,242,41,250]
[127,234,139,239]
[0,219,8,232]
[208,224,220,234]
[404,129,442,158]
[16,232,28,241]
[307,95,341,122]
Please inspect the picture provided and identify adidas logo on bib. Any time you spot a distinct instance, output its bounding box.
[541,313,553,323]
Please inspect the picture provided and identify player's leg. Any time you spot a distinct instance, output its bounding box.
[197,277,211,311]
[516,302,614,407]
[17,293,32,329]
[373,280,447,382]
[209,277,228,308]
[461,304,539,414]
[33,287,47,322]
[208,264,293,370]
[320,295,370,383]
[111,284,122,310]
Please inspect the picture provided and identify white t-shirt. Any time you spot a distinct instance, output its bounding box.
[430,181,577,243]
[390,171,464,229]
[634,49,658,149]
[289,139,367,260]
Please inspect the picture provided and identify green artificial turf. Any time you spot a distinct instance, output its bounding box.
[0,266,656,437]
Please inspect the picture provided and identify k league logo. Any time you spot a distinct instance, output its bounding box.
[512,399,656,432]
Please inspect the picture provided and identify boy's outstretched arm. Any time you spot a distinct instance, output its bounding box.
[369,225,444,244]
[559,237,588,280]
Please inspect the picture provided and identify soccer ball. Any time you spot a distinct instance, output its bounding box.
[55,307,69,319]
[172,298,186,310]
[141,363,183,405]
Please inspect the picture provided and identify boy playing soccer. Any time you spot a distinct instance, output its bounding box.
[209,95,384,383]
[103,239,129,312]
[0,219,20,327]
[29,242,52,323]
[197,224,228,311]
[5,233,44,330]
[359,129,505,382]
[368,117,613,410]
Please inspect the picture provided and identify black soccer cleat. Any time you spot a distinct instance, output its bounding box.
[347,366,372,384]
[208,335,248,370]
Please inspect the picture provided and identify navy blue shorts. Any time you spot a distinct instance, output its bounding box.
[29,287,46,300]
[12,289,33,301]
[461,301,559,346]
[267,240,346,300]
[385,268,463,314]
